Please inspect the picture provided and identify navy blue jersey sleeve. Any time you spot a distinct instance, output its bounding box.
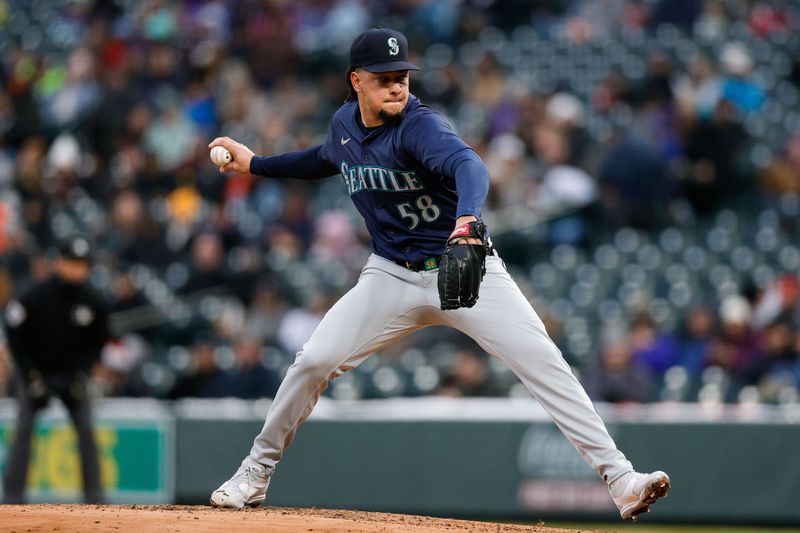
[250,145,338,180]
[444,150,490,218]
[403,111,489,218]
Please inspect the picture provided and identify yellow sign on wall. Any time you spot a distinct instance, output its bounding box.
[0,420,171,502]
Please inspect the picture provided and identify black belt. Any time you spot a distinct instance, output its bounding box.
[393,256,439,272]
[392,247,495,272]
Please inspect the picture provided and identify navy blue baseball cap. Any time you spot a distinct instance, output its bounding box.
[349,27,420,73]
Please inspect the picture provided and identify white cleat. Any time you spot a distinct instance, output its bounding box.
[210,457,271,509]
[609,470,671,520]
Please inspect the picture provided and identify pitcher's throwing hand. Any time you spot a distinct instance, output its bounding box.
[208,137,254,174]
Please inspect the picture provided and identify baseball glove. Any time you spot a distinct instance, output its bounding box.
[437,220,489,310]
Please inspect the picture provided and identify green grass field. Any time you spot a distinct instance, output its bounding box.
[541,523,800,533]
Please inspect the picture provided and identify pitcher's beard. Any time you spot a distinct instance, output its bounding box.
[378,108,404,125]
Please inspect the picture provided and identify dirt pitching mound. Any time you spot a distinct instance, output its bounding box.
[0,504,590,533]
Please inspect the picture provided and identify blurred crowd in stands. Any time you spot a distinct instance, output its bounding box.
[0,0,799,404]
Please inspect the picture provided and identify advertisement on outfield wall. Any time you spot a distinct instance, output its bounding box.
[0,401,173,504]
[3,397,799,523]
[516,424,617,513]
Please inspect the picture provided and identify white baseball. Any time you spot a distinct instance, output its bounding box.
[210,146,232,166]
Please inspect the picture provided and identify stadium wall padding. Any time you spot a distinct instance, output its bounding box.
[1,398,799,524]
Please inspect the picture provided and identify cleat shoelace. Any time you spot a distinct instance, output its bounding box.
[222,465,259,492]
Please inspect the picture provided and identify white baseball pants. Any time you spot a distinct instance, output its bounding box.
[249,253,633,483]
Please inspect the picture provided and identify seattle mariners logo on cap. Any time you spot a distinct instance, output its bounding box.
[388,37,399,56]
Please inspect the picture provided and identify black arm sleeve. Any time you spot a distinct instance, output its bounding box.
[86,304,110,370]
[4,298,36,376]
[75,294,111,373]
[249,145,338,180]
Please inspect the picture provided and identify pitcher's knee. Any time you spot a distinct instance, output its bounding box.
[292,350,340,380]
[503,337,569,371]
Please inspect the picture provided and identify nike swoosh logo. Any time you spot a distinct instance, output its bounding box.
[341,137,351,145]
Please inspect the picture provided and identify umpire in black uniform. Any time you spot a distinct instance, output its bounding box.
[3,236,109,503]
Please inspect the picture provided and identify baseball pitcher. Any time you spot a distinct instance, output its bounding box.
[208,27,670,520]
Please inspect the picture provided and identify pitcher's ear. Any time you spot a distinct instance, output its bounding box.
[350,70,361,93]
